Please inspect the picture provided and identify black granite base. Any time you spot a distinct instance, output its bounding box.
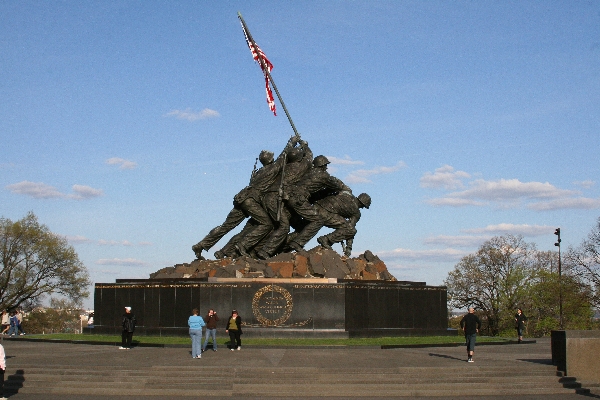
[92,278,449,338]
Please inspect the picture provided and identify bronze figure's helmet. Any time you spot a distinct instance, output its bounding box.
[259,150,274,165]
[312,155,330,168]
[287,147,304,163]
[357,193,371,209]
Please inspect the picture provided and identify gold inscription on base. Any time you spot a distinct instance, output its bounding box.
[252,284,293,326]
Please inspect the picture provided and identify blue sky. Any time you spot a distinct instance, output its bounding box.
[2,1,599,309]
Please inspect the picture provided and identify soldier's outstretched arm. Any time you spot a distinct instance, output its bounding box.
[299,140,313,162]
[275,136,299,161]
[349,212,361,228]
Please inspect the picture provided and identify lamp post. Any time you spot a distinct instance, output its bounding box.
[554,228,563,329]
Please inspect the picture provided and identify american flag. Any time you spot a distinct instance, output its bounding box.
[241,22,276,116]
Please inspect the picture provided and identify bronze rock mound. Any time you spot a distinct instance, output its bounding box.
[150,248,396,281]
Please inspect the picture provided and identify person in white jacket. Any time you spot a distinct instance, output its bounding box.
[0,338,6,400]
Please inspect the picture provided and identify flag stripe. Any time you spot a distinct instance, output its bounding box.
[241,21,276,116]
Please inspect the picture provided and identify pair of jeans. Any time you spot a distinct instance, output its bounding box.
[189,328,202,358]
[203,328,217,351]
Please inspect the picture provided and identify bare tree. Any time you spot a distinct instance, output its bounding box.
[567,217,600,308]
[445,235,539,336]
[0,212,90,310]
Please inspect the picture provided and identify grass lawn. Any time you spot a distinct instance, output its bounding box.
[20,333,512,347]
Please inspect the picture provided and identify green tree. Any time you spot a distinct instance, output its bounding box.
[445,235,539,336]
[526,268,593,336]
[0,212,90,310]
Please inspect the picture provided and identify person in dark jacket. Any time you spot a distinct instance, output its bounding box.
[120,306,136,350]
[515,308,527,343]
[202,309,220,352]
[225,310,243,351]
[460,307,481,363]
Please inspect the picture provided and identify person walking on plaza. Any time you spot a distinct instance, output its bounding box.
[120,306,136,350]
[0,337,6,400]
[515,308,527,343]
[226,310,243,351]
[460,307,481,363]
[8,312,18,336]
[188,308,205,359]
[16,310,25,335]
[1,311,8,335]
[202,309,219,353]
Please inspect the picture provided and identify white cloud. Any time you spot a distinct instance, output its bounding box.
[106,157,137,170]
[454,179,575,201]
[422,167,596,211]
[462,223,554,236]
[345,161,406,184]
[423,235,490,248]
[326,155,365,166]
[573,180,595,189]
[376,247,466,262]
[6,181,64,199]
[98,240,121,246]
[96,258,148,267]
[165,108,220,121]
[421,224,555,250]
[420,165,470,190]
[528,197,600,211]
[5,181,102,200]
[0,163,16,170]
[69,185,104,200]
[425,197,486,207]
[98,239,151,247]
[65,235,92,244]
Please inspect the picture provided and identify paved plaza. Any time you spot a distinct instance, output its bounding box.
[1,337,598,399]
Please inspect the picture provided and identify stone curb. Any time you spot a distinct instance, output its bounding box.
[3,336,535,349]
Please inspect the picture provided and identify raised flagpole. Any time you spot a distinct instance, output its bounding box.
[238,12,300,139]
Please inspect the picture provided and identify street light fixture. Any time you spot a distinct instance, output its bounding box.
[554,228,562,329]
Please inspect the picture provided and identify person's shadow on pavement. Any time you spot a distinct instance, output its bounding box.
[5,369,25,396]
[428,353,465,362]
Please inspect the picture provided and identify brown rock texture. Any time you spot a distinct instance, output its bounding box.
[149,247,396,281]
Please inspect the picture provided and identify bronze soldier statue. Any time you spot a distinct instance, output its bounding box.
[192,137,298,260]
[313,192,371,256]
[254,140,313,259]
[281,155,352,252]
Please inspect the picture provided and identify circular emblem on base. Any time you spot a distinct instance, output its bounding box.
[252,284,293,326]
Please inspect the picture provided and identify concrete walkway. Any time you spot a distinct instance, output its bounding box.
[1,337,597,399]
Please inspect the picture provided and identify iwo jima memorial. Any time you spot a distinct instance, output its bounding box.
[92,14,448,338]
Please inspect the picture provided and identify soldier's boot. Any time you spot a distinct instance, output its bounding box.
[192,243,206,260]
[287,241,304,252]
[214,250,225,259]
[235,243,251,258]
[256,249,271,260]
[317,236,333,250]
